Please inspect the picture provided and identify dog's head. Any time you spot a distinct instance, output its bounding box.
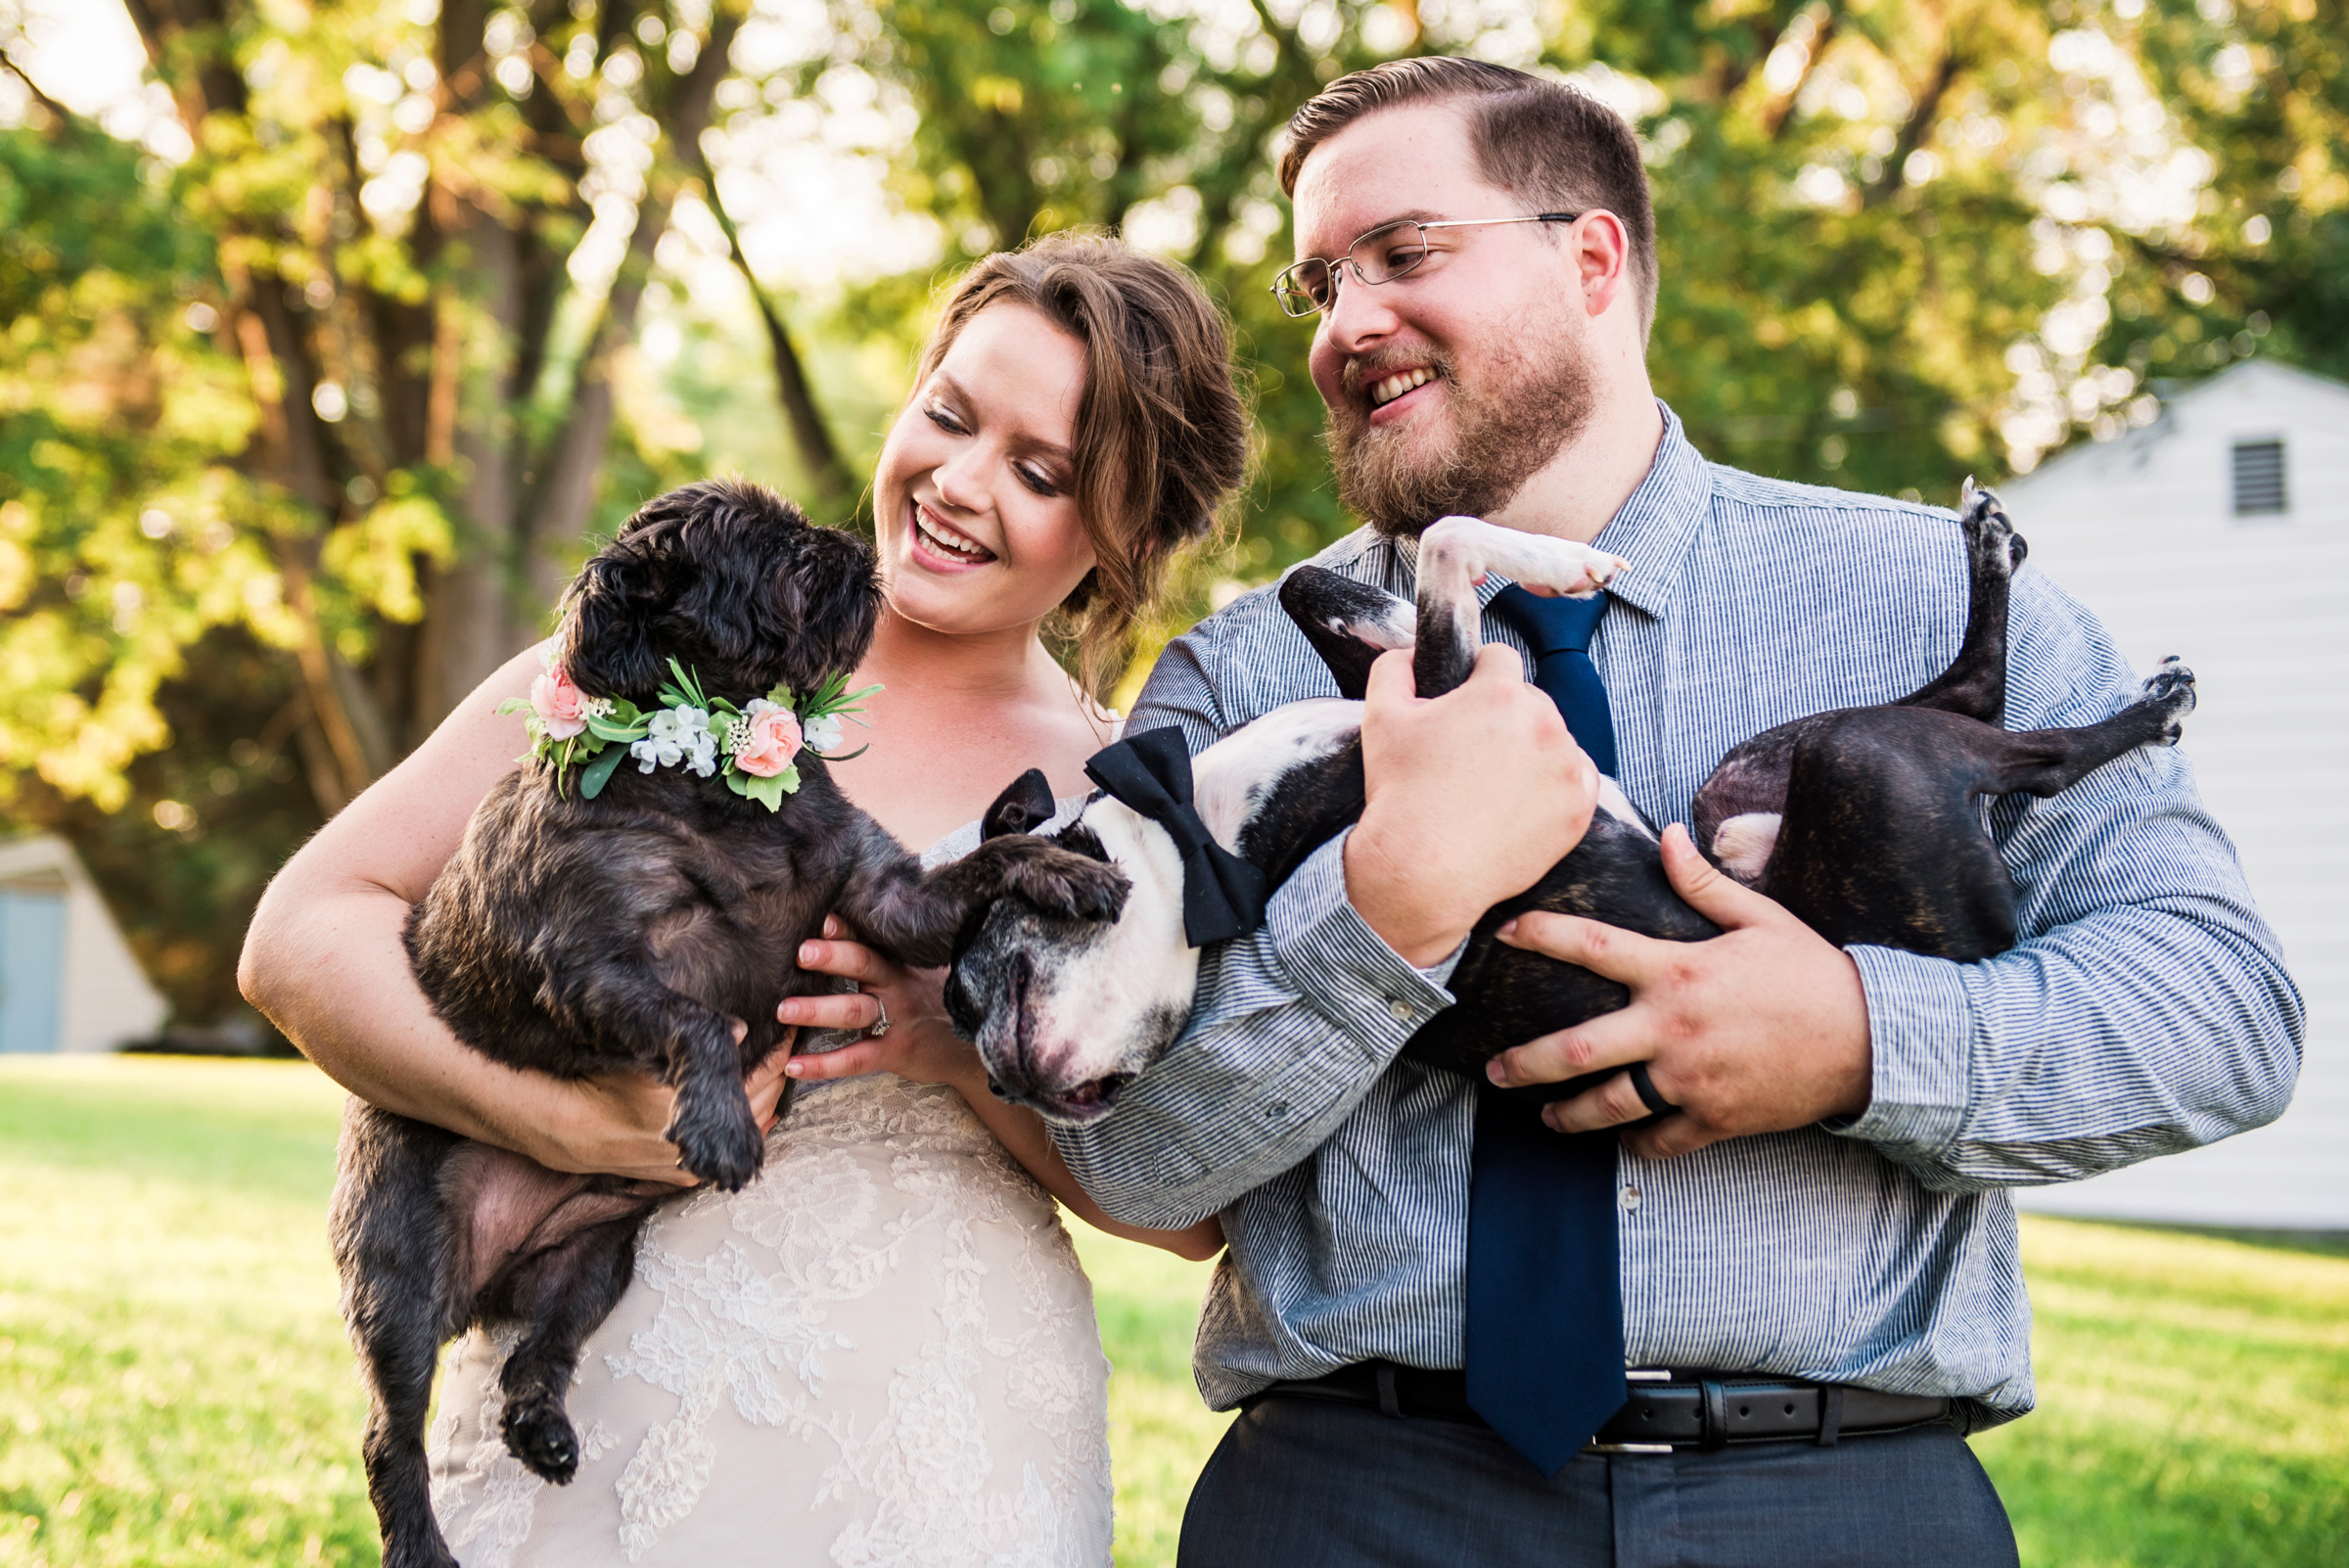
[945,773,1199,1125]
[555,480,881,706]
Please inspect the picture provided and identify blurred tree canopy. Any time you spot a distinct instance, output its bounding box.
[0,0,2338,1029]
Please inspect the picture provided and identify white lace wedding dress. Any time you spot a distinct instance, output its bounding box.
[426,817,1114,1567]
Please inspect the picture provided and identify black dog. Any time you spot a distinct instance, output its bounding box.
[944,487,2196,1118]
[331,480,1127,1568]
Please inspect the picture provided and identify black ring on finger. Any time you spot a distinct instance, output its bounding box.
[1628,1062,1679,1118]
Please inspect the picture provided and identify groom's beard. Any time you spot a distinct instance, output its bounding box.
[1326,322,1596,539]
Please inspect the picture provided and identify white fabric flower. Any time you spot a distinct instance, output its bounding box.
[632,706,714,775]
[803,712,846,755]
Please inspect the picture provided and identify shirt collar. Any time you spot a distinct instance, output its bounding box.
[1586,402,1710,623]
[1384,402,1711,622]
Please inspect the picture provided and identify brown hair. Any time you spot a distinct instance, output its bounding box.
[1277,58,1659,342]
[914,231,1249,698]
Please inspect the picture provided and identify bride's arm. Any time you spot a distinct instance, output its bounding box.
[782,935,1224,1262]
[238,645,786,1183]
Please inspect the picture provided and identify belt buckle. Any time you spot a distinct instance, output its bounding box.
[1584,1368,1679,1454]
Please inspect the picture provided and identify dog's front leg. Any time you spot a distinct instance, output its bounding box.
[834,824,1128,969]
[552,965,766,1190]
[1413,516,1630,697]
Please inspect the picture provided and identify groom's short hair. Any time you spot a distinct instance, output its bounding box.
[1277,57,1658,342]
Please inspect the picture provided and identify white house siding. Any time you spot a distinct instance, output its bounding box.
[1997,359,2349,1230]
[0,836,167,1053]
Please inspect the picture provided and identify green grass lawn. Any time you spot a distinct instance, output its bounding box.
[3,1056,2343,1566]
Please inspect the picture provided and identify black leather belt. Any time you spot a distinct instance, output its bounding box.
[1250,1361,1952,1452]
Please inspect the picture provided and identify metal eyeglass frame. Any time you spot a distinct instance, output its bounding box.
[1269,212,1583,318]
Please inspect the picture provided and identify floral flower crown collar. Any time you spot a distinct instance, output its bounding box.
[500,653,879,811]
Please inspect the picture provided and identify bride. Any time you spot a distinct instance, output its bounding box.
[241,232,1249,1564]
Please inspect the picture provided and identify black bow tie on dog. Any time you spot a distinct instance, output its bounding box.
[1083,728,1268,946]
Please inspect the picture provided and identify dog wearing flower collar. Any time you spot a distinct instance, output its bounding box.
[332,479,1128,1568]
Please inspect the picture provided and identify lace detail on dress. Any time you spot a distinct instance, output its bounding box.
[429,1074,1113,1567]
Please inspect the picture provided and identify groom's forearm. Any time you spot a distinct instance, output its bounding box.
[1051,831,1457,1227]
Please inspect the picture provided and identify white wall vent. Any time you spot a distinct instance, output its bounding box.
[2232,438,2287,517]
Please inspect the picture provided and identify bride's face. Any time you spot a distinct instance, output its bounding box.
[871,301,1099,640]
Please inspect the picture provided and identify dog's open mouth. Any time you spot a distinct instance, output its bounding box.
[1034,1074,1133,1124]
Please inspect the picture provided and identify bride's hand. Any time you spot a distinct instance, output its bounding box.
[532,1021,794,1185]
[778,917,983,1092]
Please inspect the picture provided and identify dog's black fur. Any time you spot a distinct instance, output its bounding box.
[331,481,1128,1568]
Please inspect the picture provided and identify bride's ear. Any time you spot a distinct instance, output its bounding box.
[982,769,1057,839]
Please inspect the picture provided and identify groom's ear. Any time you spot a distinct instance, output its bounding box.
[1278,568,1416,703]
[982,769,1058,839]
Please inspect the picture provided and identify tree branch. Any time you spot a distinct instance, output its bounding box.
[0,43,73,127]
[685,153,857,509]
[1861,42,1960,208]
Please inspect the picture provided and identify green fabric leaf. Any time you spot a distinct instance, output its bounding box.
[742,770,788,811]
[587,712,649,742]
[579,746,627,800]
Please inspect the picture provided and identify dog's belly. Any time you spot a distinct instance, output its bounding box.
[442,1141,670,1302]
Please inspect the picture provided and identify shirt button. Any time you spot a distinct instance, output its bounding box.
[1387,997,1414,1023]
[1266,1099,1290,1119]
[1619,1186,1642,1212]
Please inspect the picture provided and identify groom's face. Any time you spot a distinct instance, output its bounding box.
[1291,101,1595,535]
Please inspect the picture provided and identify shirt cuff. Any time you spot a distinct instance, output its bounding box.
[1830,945,1972,1164]
[1267,829,1458,1056]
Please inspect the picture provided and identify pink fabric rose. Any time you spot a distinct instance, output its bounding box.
[530,665,590,740]
[732,702,803,777]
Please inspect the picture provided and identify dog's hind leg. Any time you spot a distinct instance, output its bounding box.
[331,1103,467,1568]
[1896,482,2026,725]
[1413,516,1630,697]
[489,1213,646,1484]
[1973,657,2197,798]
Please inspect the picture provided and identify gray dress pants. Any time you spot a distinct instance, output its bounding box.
[1177,1396,2020,1568]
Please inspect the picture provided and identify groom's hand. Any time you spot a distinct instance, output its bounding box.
[1347,645,1597,967]
[1485,822,1873,1158]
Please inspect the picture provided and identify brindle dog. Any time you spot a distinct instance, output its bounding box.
[331,481,1127,1568]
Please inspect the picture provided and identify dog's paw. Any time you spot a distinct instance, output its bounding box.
[2142,656,2196,742]
[1958,479,2022,575]
[672,1100,764,1192]
[1007,849,1130,923]
[501,1393,581,1485]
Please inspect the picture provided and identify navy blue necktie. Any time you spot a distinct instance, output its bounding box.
[1466,583,1626,1475]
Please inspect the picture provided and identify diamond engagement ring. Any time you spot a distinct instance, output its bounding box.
[866,993,891,1038]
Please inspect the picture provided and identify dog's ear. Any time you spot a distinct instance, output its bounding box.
[559,533,677,698]
[1278,568,1415,702]
[982,769,1057,839]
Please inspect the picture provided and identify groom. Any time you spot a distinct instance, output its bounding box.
[1055,57,2300,1566]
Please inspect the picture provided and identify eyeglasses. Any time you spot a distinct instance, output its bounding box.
[1269,212,1582,319]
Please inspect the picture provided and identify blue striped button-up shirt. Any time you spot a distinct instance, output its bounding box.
[1054,408,2301,1428]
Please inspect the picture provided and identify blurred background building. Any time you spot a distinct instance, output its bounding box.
[2005,359,2348,1230]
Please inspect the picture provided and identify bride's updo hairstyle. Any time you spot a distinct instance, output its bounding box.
[915,231,1249,696]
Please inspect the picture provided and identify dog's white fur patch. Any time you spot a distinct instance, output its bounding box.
[1594,777,1654,839]
[1019,796,1199,1092]
[1191,698,1365,853]
[1711,811,1782,884]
